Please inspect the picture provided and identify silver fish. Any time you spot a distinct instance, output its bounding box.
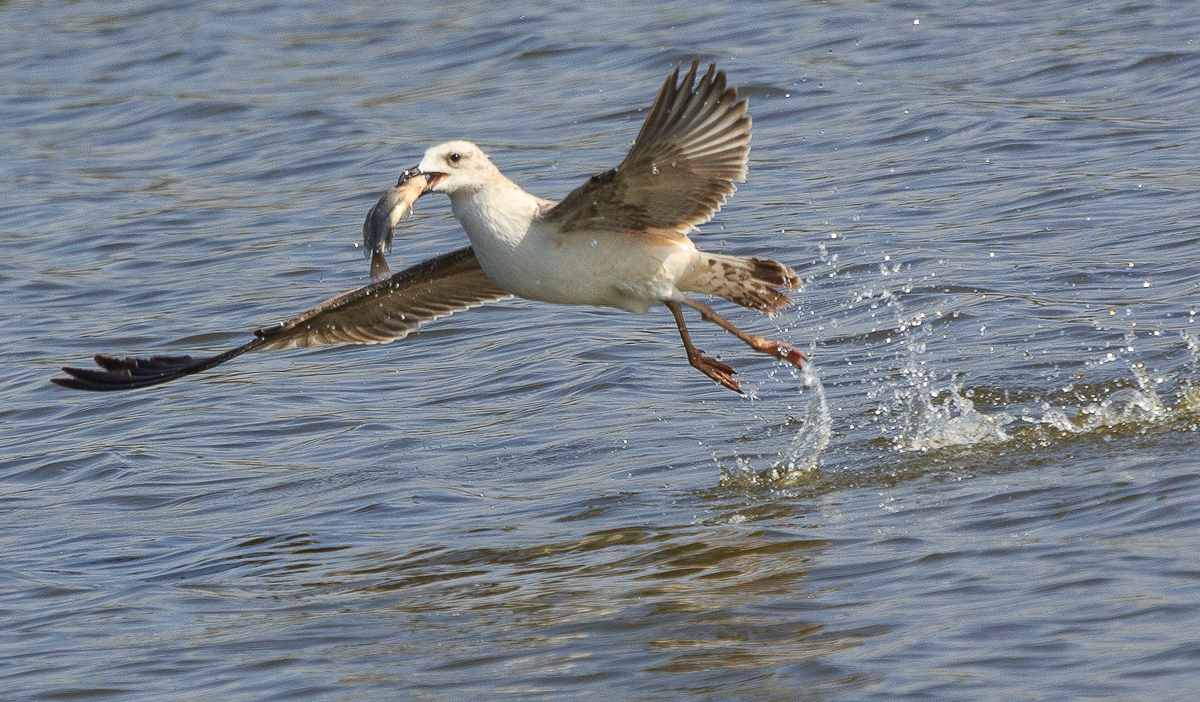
[362,168,441,280]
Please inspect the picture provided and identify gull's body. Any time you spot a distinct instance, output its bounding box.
[438,163,689,313]
[53,62,806,394]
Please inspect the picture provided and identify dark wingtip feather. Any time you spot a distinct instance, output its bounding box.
[50,374,98,391]
[52,345,255,392]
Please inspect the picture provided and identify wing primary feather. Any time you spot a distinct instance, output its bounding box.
[544,61,752,235]
[51,247,511,391]
[52,341,264,391]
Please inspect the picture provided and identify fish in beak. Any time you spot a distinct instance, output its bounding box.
[362,168,448,280]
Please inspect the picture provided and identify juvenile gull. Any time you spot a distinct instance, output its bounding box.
[53,61,806,394]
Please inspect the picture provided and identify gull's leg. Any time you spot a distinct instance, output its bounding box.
[664,299,742,394]
[680,297,807,368]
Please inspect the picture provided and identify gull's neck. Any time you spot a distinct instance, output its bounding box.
[449,176,548,249]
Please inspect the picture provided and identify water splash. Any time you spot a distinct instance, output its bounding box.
[887,347,1191,455]
[718,361,831,489]
[870,308,1013,452]
[865,290,1200,455]
[777,363,832,474]
[896,388,1014,452]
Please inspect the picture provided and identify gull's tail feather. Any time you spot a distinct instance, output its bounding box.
[679,252,799,314]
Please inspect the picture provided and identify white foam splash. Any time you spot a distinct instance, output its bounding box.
[1037,359,1168,435]
[889,351,1183,454]
[896,390,1013,452]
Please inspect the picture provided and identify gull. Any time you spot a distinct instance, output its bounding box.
[53,61,807,394]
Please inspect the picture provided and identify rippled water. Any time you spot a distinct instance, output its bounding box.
[4,1,1200,700]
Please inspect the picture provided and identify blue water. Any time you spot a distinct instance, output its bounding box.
[4,1,1200,700]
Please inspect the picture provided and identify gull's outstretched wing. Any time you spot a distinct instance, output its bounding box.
[543,61,751,236]
[52,247,512,391]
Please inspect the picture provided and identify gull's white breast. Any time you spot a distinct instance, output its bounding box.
[450,189,699,314]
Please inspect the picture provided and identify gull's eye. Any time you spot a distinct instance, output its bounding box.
[448,152,462,164]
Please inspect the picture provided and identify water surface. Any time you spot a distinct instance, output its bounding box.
[3,1,1200,700]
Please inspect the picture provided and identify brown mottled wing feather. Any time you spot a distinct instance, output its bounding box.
[543,61,751,235]
[252,246,510,349]
[51,247,511,391]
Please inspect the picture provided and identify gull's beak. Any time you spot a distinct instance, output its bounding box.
[395,167,446,194]
[416,169,447,193]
